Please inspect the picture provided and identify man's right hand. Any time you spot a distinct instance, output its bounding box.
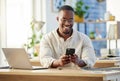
[51,54,70,68]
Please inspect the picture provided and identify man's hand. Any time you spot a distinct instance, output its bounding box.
[70,54,78,64]
[51,54,70,68]
[70,54,86,67]
[58,54,71,66]
[51,54,86,68]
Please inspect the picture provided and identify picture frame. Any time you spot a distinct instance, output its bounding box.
[51,0,65,12]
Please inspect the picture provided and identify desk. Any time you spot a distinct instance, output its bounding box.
[30,57,41,66]
[0,68,120,81]
[30,58,120,68]
[94,60,120,68]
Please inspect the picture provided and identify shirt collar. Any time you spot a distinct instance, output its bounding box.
[54,28,76,39]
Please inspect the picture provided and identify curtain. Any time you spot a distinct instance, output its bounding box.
[0,0,7,66]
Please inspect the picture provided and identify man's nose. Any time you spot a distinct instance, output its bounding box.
[64,20,71,25]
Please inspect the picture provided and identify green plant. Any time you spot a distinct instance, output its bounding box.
[25,22,41,48]
[74,0,89,18]
[89,31,95,39]
[24,19,44,57]
[63,0,66,2]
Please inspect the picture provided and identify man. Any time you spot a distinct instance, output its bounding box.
[40,5,96,68]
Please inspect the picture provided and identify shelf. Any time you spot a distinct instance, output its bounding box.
[91,38,107,41]
[76,20,116,24]
[76,21,120,56]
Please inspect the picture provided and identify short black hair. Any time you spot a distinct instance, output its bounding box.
[59,5,74,12]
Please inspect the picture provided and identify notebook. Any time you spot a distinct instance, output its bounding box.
[2,48,48,70]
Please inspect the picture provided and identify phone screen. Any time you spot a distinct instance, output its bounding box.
[66,48,75,55]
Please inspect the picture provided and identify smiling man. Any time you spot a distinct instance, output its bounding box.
[40,5,96,68]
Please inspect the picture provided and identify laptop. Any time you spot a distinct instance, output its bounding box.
[2,48,48,70]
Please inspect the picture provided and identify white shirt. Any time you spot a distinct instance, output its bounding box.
[40,29,96,68]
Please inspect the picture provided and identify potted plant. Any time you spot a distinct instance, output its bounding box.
[89,31,95,39]
[74,0,89,22]
[24,19,45,57]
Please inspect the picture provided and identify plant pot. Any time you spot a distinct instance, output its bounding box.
[89,32,95,39]
[74,15,84,22]
[34,44,40,57]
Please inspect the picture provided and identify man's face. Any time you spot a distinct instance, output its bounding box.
[57,10,74,35]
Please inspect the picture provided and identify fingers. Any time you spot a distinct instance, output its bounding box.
[59,54,78,66]
[61,58,70,64]
[70,54,78,63]
[59,55,70,66]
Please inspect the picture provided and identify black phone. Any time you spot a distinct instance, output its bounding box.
[66,48,75,55]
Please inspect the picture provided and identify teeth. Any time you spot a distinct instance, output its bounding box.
[65,27,70,30]
[65,27,70,28]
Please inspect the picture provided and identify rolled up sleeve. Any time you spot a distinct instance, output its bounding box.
[39,36,55,68]
[81,36,97,67]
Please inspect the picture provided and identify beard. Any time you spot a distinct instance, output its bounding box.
[63,31,70,35]
[63,27,72,35]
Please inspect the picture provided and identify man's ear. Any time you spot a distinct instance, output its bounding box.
[56,17,59,21]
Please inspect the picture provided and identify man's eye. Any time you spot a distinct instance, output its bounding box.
[63,19,66,22]
[69,19,73,22]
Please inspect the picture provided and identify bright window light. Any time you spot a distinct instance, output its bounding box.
[6,0,32,47]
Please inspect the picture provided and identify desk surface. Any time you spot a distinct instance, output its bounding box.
[94,60,120,68]
[30,57,120,68]
[30,57,41,66]
[0,68,120,81]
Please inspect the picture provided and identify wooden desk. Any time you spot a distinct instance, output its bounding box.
[30,58,120,68]
[30,57,41,66]
[0,68,120,81]
[94,60,120,68]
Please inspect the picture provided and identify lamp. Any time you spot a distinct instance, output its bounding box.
[107,22,120,56]
[31,19,45,32]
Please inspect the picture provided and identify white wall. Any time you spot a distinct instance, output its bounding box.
[45,0,58,33]
[107,0,120,21]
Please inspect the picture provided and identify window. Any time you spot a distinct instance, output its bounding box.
[6,0,32,47]
[0,0,32,66]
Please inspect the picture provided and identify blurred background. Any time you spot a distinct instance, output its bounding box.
[0,0,120,66]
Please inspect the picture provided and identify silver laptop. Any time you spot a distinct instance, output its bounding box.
[2,48,48,70]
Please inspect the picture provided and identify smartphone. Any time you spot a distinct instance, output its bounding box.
[66,48,75,55]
